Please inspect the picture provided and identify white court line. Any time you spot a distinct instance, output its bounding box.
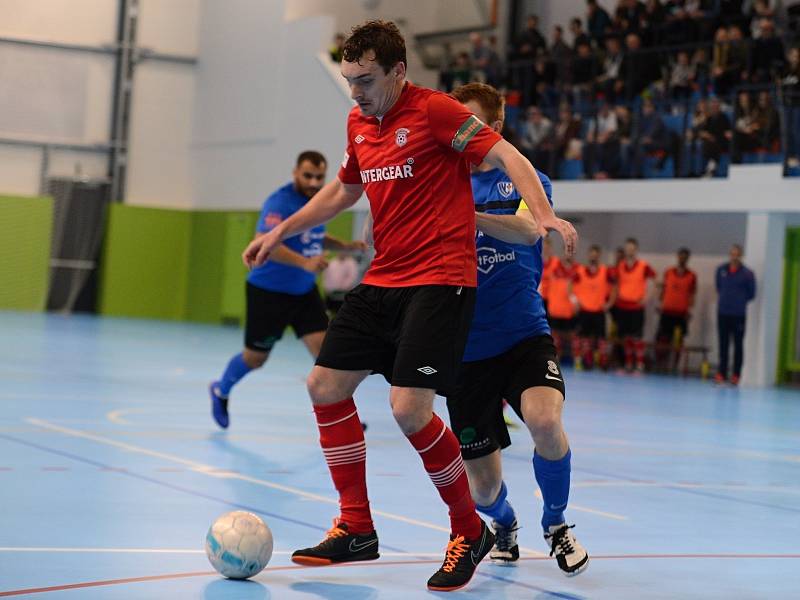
[26,418,553,555]
[572,481,800,494]
[0,548,465,558]
[106,409,138,426]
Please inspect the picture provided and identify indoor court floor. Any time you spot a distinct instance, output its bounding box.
[1,311,798,599]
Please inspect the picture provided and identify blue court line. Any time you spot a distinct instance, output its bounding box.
[1,431,587,595]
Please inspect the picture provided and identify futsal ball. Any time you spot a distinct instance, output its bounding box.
[205,511,273,579]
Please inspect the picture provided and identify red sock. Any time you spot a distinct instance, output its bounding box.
[635,339,646,364]
[314,398,373,534]
[407,414,482,539]
[623,337,634,367]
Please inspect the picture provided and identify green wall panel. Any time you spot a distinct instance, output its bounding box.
[98,205,356,323]
[99,205,192,320]
[0,195,53,311]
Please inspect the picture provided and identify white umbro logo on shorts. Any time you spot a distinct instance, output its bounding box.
[355,134,365,144]
[417,366,438,375]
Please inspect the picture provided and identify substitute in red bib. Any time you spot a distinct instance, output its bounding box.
[242,20,578,592]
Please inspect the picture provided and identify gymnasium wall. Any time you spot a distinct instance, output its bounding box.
[98,205,353,323]
[0,195,53,311]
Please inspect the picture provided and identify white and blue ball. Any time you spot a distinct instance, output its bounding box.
[205,511,273,579]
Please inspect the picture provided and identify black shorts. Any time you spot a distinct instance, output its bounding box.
[578,310,606,338]
[245,282,328,352]
[549,317,577,332]
[316,284,476,396]
[657,313,688,341]
[615,307,645,338]
[446,335,566,460]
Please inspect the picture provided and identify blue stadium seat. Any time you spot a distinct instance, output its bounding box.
[558,159,583,180]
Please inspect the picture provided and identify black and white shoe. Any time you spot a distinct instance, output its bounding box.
[544,523,589,576]
[489,519,520,565]
[291,519,379,566]
[427,520,495,592]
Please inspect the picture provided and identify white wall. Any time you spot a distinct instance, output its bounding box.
[191,0,353,209]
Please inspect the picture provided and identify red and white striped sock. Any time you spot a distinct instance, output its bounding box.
[407,414,482,539]
[314,398,373,534]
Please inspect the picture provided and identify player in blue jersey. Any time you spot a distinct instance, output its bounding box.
[209,151,366,428]
[448,84,588,575]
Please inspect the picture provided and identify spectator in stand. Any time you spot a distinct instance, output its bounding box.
[669,50,695,102]
[532,53,557,102]
[714,244,756,386]
[698,96,733,176]
[724,25,750,89]
[781,47,800,168]
[616,33,661,100]
[550,25,574,86]
[470,32,502,87]
[663,0,698,44]
[573,245,615,370]
[570,17,592,51]
[749,0,776,38]
[632,97,671,176]
[755,90,780,151]
[437,42,455,92]
[711,27,735,96]
[733,91,760,161]
[614,0,646,37]
[553,103,584,173]
[451,52,473,89]
[752,20,786,83]
[329,33,346,62]
[572,41,600,109]
[640,0,667,47]
[612,238,656,372]
[596,36,625,101]
[691,47,711,94]
[615,104,634,176]
[587,0,614,45]
[513,14,547,60]
[584,102,621,179]
[520,106,555,168]
[654,247,697,372]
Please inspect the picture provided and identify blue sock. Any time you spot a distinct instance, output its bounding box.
[217,353,253,397]
[476,481,517,528]
[533,448,571,531]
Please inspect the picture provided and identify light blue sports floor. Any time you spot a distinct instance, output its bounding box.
[1,311,799,599]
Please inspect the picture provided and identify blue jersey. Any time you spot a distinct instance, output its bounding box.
[462,168,552,362]
[247,182,325,295]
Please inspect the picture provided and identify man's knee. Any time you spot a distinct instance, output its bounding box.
[242,349,269,369]
[390,390,433,434]
[306,369,339,405]
[522,396,564,440]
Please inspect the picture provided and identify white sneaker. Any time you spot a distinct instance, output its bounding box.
[544,524,589,576]
[489,519,520,565]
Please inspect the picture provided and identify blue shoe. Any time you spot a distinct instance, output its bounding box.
[209,381,229,429]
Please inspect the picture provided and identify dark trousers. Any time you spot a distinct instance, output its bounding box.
[717,314,746,377]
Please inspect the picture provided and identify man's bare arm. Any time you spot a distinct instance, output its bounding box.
[475,204,540,245]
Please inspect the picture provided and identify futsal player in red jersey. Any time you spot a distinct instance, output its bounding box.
[243,20,578,592]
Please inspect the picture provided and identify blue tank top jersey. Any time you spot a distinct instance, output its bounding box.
[463,168,552,362]
[247,182,325,295]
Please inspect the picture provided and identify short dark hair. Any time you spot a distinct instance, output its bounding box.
[590,244,601,253]
[296,150,326,168]
[678,247,691,256]
[625,237,639,247]
[343,20,406,74]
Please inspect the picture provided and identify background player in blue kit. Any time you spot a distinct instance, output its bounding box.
[209,151,366,428]
[448,83,589,575]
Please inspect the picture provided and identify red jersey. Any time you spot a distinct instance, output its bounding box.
[574,264,613,313]
[661,267,697,316]
[613,259,656,309]
[338,83,502,287]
